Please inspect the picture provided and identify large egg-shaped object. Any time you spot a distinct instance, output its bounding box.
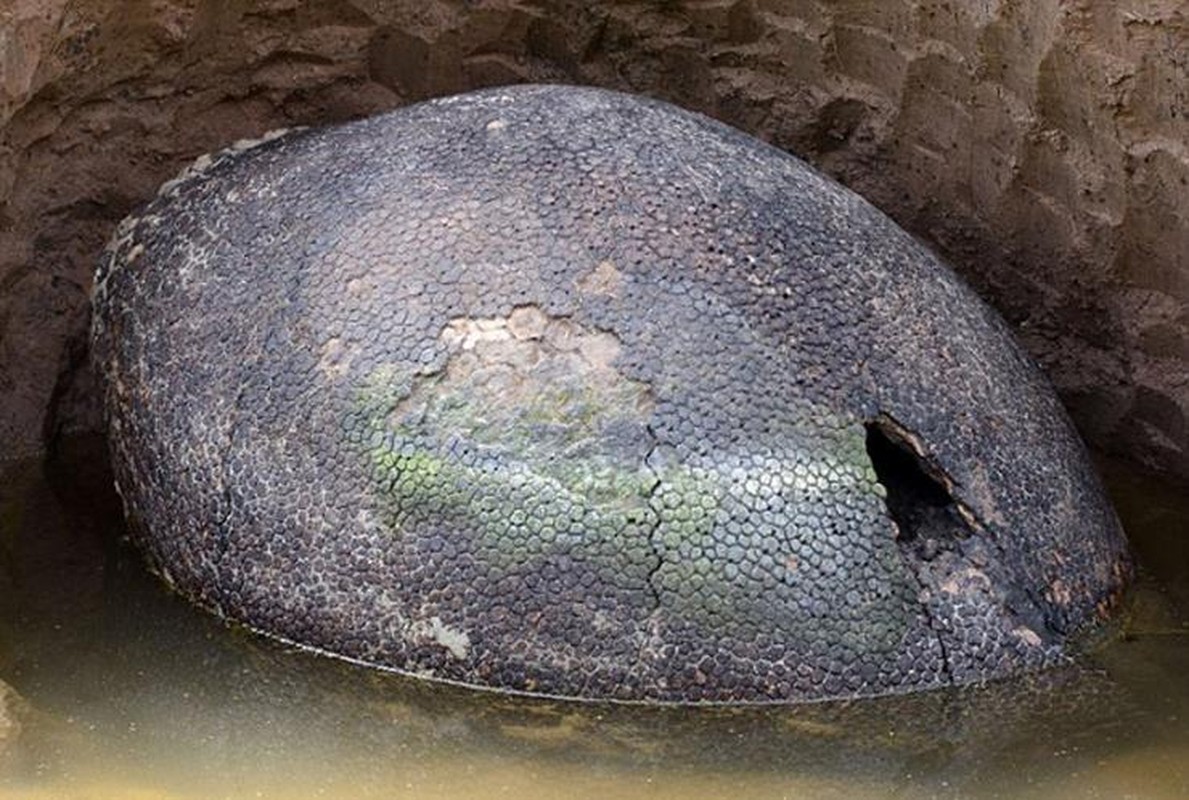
[91,85,1130,703]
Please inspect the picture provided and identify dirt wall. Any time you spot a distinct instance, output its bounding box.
[0,0,1185,479]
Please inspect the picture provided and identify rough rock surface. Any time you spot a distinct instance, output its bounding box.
[92,85,1130,702]
[1,0,1186,481]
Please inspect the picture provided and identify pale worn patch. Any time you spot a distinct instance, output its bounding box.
[1012,625,1043,647]
[576,259,624,297]
[393,305,652,440]
[507,305,548,340]
[940,567,992,596]
[409,616,471,660]
[156,127,300,198]
[317,336,359,379]
[1046,579,1072,606]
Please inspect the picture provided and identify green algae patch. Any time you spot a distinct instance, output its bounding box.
[358,307,916,655]
[362,309,660,580]
[373,441,659,575]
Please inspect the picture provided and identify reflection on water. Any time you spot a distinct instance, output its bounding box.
[0,437,1185,799]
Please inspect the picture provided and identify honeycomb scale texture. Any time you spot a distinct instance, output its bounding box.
[91,85,1131,703]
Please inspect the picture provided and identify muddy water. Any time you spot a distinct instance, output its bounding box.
[0,438,1185,799]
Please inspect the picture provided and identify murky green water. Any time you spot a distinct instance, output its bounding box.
[1,437,1185,799]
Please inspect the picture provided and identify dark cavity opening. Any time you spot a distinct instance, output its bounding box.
[864,418,956,544]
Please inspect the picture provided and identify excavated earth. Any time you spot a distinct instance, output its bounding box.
[0,0,1186,491]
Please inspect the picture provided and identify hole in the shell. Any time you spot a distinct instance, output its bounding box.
[864,418,955,544]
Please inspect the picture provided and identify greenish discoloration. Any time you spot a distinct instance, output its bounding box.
[363,310,660,579]
[356,310,910,646]
[368,422,911,654]
[352,307,913,659]
[372,441,658,574]
[93,84,1132,702]
[653,452,913,652]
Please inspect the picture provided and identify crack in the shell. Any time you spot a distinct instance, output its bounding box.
[624,420,665,693]
[954,495,1063,641]
[866,412,965,687]
[885,411,1061,641]
[642,421,664,610]
[911,568,956,688]
[943,480,1064,642]
[867,410,1063,685]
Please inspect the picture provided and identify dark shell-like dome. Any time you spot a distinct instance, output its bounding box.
[92,84,1130,703]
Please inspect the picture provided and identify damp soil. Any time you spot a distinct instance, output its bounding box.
[0,436,1185,800]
